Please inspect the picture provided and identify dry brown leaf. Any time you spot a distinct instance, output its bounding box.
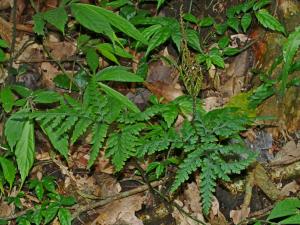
[40,62,59,89]
[271,141,300,165]
[229,207,250,225]
[280,180,300,196]
[45,41,76,60]
[144,81,183,102]
[172,182,207,225]
[0,16,12,44]
[94,173,121,198]
[0,200,13,217]
[91,194,145,225]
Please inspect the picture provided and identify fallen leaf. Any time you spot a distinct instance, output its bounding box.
[280,180,300,196]
[230,207,250,225]
[91,194,145,225]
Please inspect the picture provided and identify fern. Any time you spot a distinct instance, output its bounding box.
[171,107,257,215]
[29,78,112,165]
[106,123,145,171]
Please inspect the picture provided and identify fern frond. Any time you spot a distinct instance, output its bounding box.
[56,116,78,136]
[88,123,109,168]
[106,123,144,171]
[137,138,170,158]
[200,159,217,215]
[71,118,93,144]
[170,147,204,193]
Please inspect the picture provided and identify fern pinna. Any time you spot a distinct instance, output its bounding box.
[170,107,257,215]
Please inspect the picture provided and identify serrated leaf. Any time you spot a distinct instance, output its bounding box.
[198,17,214,27]
[218,36,230,49]
[96,66,144,82]
[255,9,285,34]
[146,26,172,56]
[214,23,228,35]
[183,13,198,24]
[1,86,15,113]
[241,13,252,32]
[162,105,178,127]
[33,13,45,35]
[10,85,31,98]
[35,183,44,201]
[86,48,99,74]
[210,54,225,68]
[0,157,16,189]
[43,7,68,34]
[242,0,256,13]
[71,118,92,144]
[87,123,108,168]
[186,29,201,52]
[227,17,239,32]
[253,0,271,10]
[15,120,35,184]
[4,113,26,150]
[58,208,72,225]
[43,202,59,224]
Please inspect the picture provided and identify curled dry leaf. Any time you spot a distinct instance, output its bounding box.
[280,180,300,196]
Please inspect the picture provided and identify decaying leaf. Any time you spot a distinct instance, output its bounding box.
[229,207,250,225]
[91,194,145,225]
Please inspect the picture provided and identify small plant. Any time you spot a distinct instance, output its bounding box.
[4,176,76,225]
[253,198,300,225]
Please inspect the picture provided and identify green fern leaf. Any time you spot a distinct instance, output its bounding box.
[170,146,205,192]
[88,123,109,169]
[71,118,93,144]
[56,116,78,136]
[106,123,144,171]
[200,159,217,215]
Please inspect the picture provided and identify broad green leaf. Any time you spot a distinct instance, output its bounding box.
[253,0,271,10]
[242,0,256,13]
[10,85,31,98]
[223,47,240,56]
[214,23,228,35]
[4,113,26,150]
[33,90,62,103]
[218,36,230,49]
[35,183,44,201]
[280,214,300,224]
[71,4,115,42]
[1,86,15,113]
[279,26,300,95]
[60,196,76,206]
[183,13,198,24]
[210,54,225,68]
[15,120,35,184]
[0,39,9,48]
[267,198,300,220]
[241,13,252,32]
[53,74,79,91]
[0,157,16,189]
[98,82,140,112]
[33,13,45,35]
[97,43,133,59]
[255,9,285,34]
[43,202,59,224]
[86,48,99,73]
[171,25,181,52]
[43,7,68,34]
[104,0,130,9]
[96,66,144,82]
[58,208,72,225]
[0,49,6,62]
[199,17,214,27]
[186,29,202,52]
[227,17,239,32]
[146,26,172,56]
[72,3,147,44]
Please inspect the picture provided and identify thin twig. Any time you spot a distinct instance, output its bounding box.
[71,179,166,220]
